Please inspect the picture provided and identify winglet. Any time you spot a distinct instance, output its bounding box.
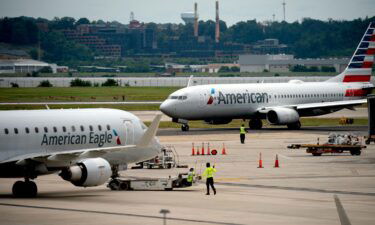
[187,75,194,87]
[136,114,162,148]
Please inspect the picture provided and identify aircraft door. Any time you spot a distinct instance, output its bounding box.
[123,120,134,145]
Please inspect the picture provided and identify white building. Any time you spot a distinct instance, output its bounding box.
[0,59,53,74]
[239,54,349,73]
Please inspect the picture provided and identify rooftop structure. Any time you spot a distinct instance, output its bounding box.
[0,59,52,73]
[181,12,195,24]
[239,54,349,73]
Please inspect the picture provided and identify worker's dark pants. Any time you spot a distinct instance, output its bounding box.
[206,177,216,194]
[240,134,245,144]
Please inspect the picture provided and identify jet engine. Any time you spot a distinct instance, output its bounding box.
[267,108,299,125]
[204,118,232,125]
[60,158,112,187]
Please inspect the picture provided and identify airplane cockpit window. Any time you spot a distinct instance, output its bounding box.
[107,125,111,130]
[25,127,30,134]
[14,128,18,134]
[44,127,48,133]
[4,128,9,134]
[170,96,178,99]
[53,127,57,133]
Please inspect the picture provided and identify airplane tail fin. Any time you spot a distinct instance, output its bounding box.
[136,114,162,148]
[187,75,194,87]
[326,22,374,83]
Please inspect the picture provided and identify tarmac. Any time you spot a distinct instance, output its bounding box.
[1,126,374,225]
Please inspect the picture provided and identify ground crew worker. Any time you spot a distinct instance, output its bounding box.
[240,124,247,144]
[186,168,195,186]
[202,162,216,195]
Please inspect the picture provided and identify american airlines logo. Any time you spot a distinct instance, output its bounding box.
[207,88,269,105]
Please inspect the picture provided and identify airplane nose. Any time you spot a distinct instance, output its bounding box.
[160,101,174,116]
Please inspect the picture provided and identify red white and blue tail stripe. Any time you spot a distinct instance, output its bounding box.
[328,22,374,83]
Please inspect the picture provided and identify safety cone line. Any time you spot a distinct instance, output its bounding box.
[191,143,195,156]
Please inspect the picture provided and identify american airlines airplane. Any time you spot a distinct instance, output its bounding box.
[160,23,375,131]
[0,108,162,197]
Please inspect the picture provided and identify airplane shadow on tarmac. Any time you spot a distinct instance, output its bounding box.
[158,126,368,136]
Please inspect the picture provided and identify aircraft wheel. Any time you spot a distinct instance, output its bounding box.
[108,179,120,190]
[249,119,262,130]
[287,121,301,130]
[12,180,37,198]
[181,124,189,132]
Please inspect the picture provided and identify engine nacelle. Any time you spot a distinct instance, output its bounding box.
[267,108,299,125]
[60,158,112,187]
[204,118,232,125]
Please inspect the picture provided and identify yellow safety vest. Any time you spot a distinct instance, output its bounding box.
[187,171,195,182]
[202,167,217,178]
[240,126,246,134]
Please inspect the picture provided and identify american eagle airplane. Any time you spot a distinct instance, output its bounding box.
[160,23,375,131]
[0,108,162,197]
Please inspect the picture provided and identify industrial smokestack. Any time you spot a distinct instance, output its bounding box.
[194,2,199,37]
[215,0,220,43]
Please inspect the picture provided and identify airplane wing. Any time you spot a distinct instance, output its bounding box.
[1,145,136,165]
[257,99,367,114]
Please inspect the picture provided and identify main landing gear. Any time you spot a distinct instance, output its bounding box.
[12,179,38,198]
[181,124,189,132]
[287,121,301,130]
[249,119,263,130]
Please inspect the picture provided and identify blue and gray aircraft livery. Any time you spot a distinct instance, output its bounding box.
[160,23,375,131]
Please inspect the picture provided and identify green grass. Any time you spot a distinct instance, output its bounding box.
[144,118,368,129]
[0,104,160,111]
[0,87,179,102]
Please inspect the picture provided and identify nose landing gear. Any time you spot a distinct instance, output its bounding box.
[181,124,190,132]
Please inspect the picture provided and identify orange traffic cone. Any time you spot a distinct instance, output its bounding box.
[207,142,211,155]
[274,154,279,168]
[258,152,263,168]
[222,143,227,155]
[191,143,195,156]
[201,142,205,155]
[197,144,200,155]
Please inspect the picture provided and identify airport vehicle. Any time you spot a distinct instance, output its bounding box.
[107,172,197,191]
[288,133,366,156]
[160,23,375,131]
[140,146,177,169]
[0,108,162,197]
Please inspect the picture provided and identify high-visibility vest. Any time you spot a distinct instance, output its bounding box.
[187,171,195,182]
[202,167,217,178]
[240,126,246,134]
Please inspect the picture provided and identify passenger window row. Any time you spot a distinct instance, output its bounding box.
[169,95,188,100]
[274,93,344,99]
[3,124,111,135]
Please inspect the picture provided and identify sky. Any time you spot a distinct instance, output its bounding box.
[0,0,374,26]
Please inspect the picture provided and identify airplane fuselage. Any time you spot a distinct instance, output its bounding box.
[0,108,161,177]
[161,81,369,120]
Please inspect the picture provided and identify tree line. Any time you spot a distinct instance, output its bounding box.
[0,16,374,65]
